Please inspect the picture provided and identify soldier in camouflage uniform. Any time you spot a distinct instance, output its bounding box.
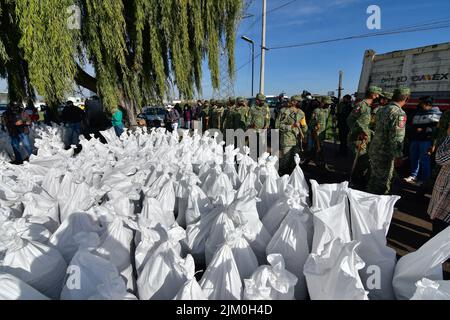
[370,91,393,134]
[307,96,332,169]
[223,97,236,131]
[210,100,225,130]
[347,85,383,188]
[201,100,212,131]
[367,87,411,195]
[249,93,271,130]
[276,95,308,175]
[232,97,250,130]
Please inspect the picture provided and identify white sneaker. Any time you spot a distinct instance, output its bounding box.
[404,176,417,184]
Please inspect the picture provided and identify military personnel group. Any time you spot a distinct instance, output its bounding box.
[191,86,413,196]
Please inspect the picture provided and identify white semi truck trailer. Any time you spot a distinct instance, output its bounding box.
[357,42,450,113]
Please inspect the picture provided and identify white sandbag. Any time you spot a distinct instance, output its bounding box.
[97,215,135,292]
[310,180,349,211]
[185,189,235,265]
[205,209,236,266]
[22,190,60,224]
[225,228,259,281]
[0,218,51,244]
[393,226,450,300]
[236,146,255,183]
[348,188,400,235]
[200,244,242,300]
[49,212,103,263]
[59,179,96,222]
[137,226,187,300]
[243,254,297,300]
[0,236,67,299]
[288,154,310,201]
[0,273,50,300]
[226,192,271,265]
[141,197,175,228]
[304,238,369,300]
[60,233,129,300]
[311,200,351,255]
[173,255,208,300]
[262,185,307,236]
[88,278,138,300]
[257,165,279,220]
[411,278,450,300]
[266,208,312,300]
[202,164,234,202]
[41,168,65,200]
[135,221,168,276]
[348,189,400,300]
[180,177,213,228]
[156,177,177,213]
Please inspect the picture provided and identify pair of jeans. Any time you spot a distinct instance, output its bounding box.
[67,122,82,146]
[409,140,432,181]
[114,123,124,137]
[185,121,191,129]
[11,133,32,162]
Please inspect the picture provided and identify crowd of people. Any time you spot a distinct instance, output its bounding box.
[1,98,125,163]
[1,89,449,235]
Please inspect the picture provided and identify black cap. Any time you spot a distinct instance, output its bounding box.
[419,96,433,105]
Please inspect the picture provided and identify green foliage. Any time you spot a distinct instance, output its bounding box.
[0,0,243,115]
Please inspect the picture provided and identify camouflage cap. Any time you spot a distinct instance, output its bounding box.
[367,86,383,95]
[228,97,235,102]
[321,96,333,105]
[236,97,246,104]
[290,95,303,103]
[393,87,411,97]
[381,91,393,100]
[256,93,266,101]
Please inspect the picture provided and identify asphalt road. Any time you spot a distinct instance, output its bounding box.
[300,141,449,277]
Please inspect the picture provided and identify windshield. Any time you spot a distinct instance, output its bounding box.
[146,108,165,116]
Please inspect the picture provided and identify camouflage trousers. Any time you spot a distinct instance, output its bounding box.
[367,156,395,195]
[349,141,371,189]
[279,145,300,176]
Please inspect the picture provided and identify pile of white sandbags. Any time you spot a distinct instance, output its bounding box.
[0,124,449,300]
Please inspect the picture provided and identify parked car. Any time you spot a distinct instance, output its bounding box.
[138,106,166,128]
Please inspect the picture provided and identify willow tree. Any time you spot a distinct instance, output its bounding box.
[0,0,242,123]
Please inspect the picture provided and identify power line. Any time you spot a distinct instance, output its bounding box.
[239,0,299,36]
[268,19,450,50]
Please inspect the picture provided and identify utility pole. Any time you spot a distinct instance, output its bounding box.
[338,70,344,102]
[241,36,255,97]
[259,0,267,95]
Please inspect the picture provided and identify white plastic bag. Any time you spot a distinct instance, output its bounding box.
[137,227,187,300]
[266,208,312,300]
[304,238,369,300]
[200,244,242,300]
[244,254,297,300]
[310,180,349,211]
[141,197,175,228]
[49,212,103,263]
[311,200,351,255]
[60,233,129,300]
[97,215,135,292]
[348,188,400,300]
[0,236,67,299]
[288,154,310,201]
[225,228,259,281]
[411,278,450,300]
[0,273,50,300]
[173,255,208,300]
[393,226,450,300]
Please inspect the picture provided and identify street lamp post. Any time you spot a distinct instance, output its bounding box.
[241,36,255,97]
